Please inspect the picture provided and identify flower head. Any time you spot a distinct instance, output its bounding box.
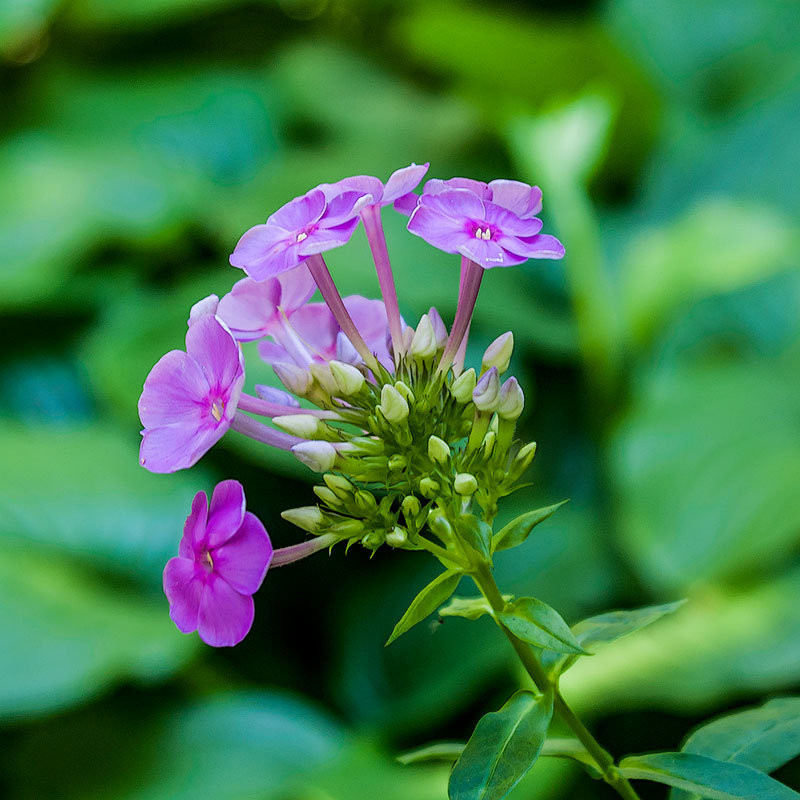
[319,163,429,209]
[138,315,245,473]
[163,480,272,647]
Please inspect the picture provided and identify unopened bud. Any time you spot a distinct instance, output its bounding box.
[355,490,377,512]
[402,325,415,352]
[329,360,365,396]
[273,362,312,396]
[451,368,477,403]
[273,414,329,439]
[481,332,514,375]
[410,314,437,359]
[427,307,448,349]
[255,384,300,407]
[394,380,415,403]
[388,453,407,471]
[386,526,408,547]
[379,384,409,423]
[188,294,219,326]
[361,530,384,550]
[454,473,478,496]
[309,363,339,395]
[473,366,500,412]
[324,473,354,498]
[281,506,325,532]
[482,430,497,457]
[427,508,453,540]
[419,476,440,499]
[512,441,537,476]
[428,435,450,465]
[330,518,364,537]
[497,377,524,420]
[291,440,337,473]
[401,495,421,519]
[314,486,341,507]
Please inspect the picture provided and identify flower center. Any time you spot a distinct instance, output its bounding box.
[474,226,492,240]
[211,398,225,422]
[296,231,308,243]
[202,549,214,572]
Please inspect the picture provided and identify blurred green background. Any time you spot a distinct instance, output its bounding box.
[1,0,799,797]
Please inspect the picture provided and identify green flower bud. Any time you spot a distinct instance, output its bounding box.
[401,495,421,519]
[273,362,312,396]
[313,486,341,507]
[419,476,440,499]
[330,518,365,537]
[273,414,330,440]
[281,506,325,532]
[450,368,477,404]
[386,526,408,547]
[511,441,537,477]
[324,473,354,499]
[427,434,450,465]
[394,380,415,403]
[309,363,339,395]
[497,377,524,421]
[388,453,407,471]
[428,307,448,349]
[454,473,478,496]
[473,366,500,412]
[329,360,365,396]
[427,508,453,540]
[379,384,409,424]
[481,332,514,375]
[355,489,377,512]
[291,441,337,473]
[410,314,437,359]
[361,530,384,550]
[482,430,497,457]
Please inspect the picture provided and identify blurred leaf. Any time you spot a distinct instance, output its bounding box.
[499,597,586,655]
[449,690,553,800]
[0,0,60,56]
[0,549,195,720]
[619,752,800,799]
[66,0,252,29]
[386,570,463,646]
[612,356,800,592]
[621,200,798,348]
[492,500,568,552]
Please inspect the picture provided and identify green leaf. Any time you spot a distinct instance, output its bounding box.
[386,570,462,646]
[449,690,554,800]
[670,698,800,800]
[398,742,466,765]
[439,595,511,621]
[499,597,587,655]
[619,752,800,800]
[542,600,686,675]
[492,501,569,552]
[457,514,492,561]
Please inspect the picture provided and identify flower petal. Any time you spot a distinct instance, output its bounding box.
[268,189,326,233]
[205,479,246,548]
[488,180,543,218]
[185,316,245,400]
[217,278,281,342]
[507,233,566,259]
[382,163,429,205]
[139,421,224,473]
[229,224,288,270]
[197,575,255,647]
[458,237,525,269]
[407,205,469,252]
[212,511,273,594]
[422,188,486,221]
[257,340,294,366]
[393,192,421,216]
[483,202,543,237]
[163,557,206,634]
[322,189,371,228]
[275,264,317,314]
[138,350,209,430]
[287,303,339,361]
[180,490,209,558]
[425,177,491,199]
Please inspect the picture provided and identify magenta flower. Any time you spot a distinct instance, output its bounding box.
[319,163,428,208]
[138,315,245,473]
[163,480,272,647]
[229,188,370,282]
[407,188,564,269]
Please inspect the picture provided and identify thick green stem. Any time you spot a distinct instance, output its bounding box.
[471,563,641,800]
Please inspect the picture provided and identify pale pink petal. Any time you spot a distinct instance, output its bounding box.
[229,224,288,270]
[510,233,566,259]
[425,177,491,199]
[458,237,524,268]
[205,479,246,548]
[197,575,255,647]
[180,491,209,558]
[242,241,302,282]
[257,340,293,365]
[483,202,543,237]
[188,294,219,326]
[212,512,273,594]
[254,384,300,407]
[268,189,326,233]
[322,190,370,228]
[276,264,317,314]
[422,188,486,221]
[407,205,469,252]
[488,180,543,218]
[382,163,429,204]
[393,192,421,216]
[138,351,209,429]
[288,303,339,361]
[164,557,206,634]
[343,296,392,365]
[139,422,223,473]
[185,316,244,396]
[297,217,360,256]
[217,278,281,342]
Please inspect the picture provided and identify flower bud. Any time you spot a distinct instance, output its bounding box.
[273,414,329,439]
[361,530,384,550]
[291,441,337,473]
[324,473,354,499]
[335,331,361,365]
[481,332,514,375]
[497,377,524,421]
[388,453,407,471]
[188,294,219,326]
[427,307,448,349]
[427,435,450,465]
[309,363,339,395]
[281,506,325,532]
[329,360,365,396]
[454,473,478,496]
[255,384,299,407]
[313,486,341,507]
[355,489,377,512]
[510,441,537,479]
[330,518,364,537]
[386,526,408,547]
[482,429,497,457]
[427,508,453,540]
[394,380,415,403]
[419,476,440,499]
[450,368,477,404]
[473,366,500,412]
[273,362,312,396]
[379,384,409,424]
[401,495,421,519]
[410,314,437,359]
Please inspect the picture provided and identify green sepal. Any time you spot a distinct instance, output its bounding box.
[439,594,513,621]
[385,569,462,646]
[448,689,554,800]
[619,752,800,799]
[457,514,492,561]
[541,600,686,676]
[491,500,568,552]
[499,597,587,655]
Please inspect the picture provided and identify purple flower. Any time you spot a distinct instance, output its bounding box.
[163,480,272,647]
[138,315,245,473]
[407,188,564,269]
[319,163,429,208]
[229,188,370,281]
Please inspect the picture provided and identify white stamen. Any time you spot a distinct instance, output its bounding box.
[211,400,224,422]
[296,231,308,242]
[474,227,483,239]
[481,228,492,240]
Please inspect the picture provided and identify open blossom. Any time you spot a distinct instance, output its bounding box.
[138,315,244,473]
[163,480,272,647]
[407,188,564,269]
[229,187,370,281]
[319,163,429,209]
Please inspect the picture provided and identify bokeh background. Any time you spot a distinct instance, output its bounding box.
[1,0,799,797]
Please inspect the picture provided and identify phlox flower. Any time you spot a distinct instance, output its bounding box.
[163,480,272,647]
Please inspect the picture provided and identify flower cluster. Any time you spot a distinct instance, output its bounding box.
[139,163,563,645]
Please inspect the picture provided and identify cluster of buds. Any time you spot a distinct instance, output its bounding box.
[138,164,563,646]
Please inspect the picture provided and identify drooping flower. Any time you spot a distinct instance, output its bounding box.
[163,480,272,647]
[138,315,245,473]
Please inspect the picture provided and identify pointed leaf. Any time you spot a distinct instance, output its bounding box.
[398,742,466,765]
[499,597,587,655]
[620,752,800,800]
[457,514,492,560]
[492,501,568,552]
[386,570,462,646]
[449,690,553,800]
[439,595,511,621]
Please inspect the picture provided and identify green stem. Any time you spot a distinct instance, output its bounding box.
[471,563,641,800]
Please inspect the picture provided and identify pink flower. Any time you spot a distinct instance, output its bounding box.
[163,480,273,647]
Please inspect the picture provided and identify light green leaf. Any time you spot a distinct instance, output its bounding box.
[499,597,587,655]
[449,690,554,800]
[620,752,800,799]
[398,742,466,765]
[457,515,492,561]
[439,595,511,621]
[671,698,800,800]
[386,570,462,646]
[492,501,569,552]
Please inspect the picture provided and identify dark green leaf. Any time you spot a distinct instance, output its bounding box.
[386,570,462,646]
[491,501,568,552]
[620,752,800,800]
[499,598,587,655]
[449,690,554,800]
